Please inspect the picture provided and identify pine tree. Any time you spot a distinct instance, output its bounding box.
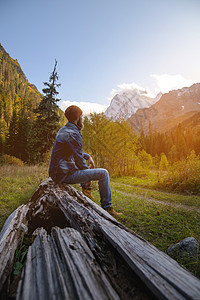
[168,145,178,163]
[6,108,19,156]
[35,59,60,119]
[16,111,31,161]
[29,60,61,163]
[139,129,146,150]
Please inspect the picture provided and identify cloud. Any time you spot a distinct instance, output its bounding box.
[59,100,108,115]
[108,82,154,102]
[151,74,194,94]
[108,75,195,103]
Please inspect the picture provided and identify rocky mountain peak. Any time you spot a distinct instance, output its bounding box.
[104,88,162,121]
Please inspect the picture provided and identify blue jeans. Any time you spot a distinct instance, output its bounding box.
[52,168,112,209]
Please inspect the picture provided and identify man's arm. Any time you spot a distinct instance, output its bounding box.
[83,153,95,168]
[69,134,89,170]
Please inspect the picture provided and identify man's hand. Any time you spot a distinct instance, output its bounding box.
[84,181,92,189]
[88,156,95,169]
[83,156,95,191]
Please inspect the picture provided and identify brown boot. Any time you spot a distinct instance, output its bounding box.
[104,206,123,218]
[82,187,94,200]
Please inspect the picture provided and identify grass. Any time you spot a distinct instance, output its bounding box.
[0,165,199,278]
[0,165,48,230]
[111,173,158,188]
[111,182,200,207]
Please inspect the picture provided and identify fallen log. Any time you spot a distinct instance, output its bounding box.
[0,178,200,300]
[0,204,29,293]
[16,227,120,300]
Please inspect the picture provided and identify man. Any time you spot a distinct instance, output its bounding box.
[49,105,122,217]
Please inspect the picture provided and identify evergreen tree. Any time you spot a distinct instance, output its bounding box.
[6,108,19,156]
[16,111,31,161]
[139,129,146,151]
[168,145,178,162]
[29,60,61,163]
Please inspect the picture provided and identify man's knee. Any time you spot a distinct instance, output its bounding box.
[99,168,109,179]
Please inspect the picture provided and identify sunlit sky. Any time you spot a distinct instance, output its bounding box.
[1,0,200,114]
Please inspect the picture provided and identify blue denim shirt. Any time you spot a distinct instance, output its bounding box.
[49,122,90,179]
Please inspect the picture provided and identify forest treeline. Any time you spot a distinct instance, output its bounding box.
[82,113,200,167]
[82,113,200,193]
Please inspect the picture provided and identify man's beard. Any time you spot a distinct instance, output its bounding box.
[77,117,84,130]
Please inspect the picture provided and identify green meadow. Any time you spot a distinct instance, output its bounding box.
[0,165,199,278]
[0,165,48,230]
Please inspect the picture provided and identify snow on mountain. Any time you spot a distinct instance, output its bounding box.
[104,88,162,121]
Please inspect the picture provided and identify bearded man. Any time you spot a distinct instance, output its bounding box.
[49,105,122,217]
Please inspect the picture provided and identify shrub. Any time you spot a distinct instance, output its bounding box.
[0,155,24,166]
[159,153,168,171]
[163,151,200,193]
[138,149,153,169]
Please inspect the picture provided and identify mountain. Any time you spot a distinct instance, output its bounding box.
[104,88,162,121]
[128,83,200,132]
[178,111,200,131]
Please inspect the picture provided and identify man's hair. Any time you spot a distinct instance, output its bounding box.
[65,105,83,122]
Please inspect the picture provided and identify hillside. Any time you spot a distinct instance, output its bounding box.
[0,44,42,119]
[170,111,200,133]
[0,43,65,160]
[0,44,43,150]
[128,83,200,133]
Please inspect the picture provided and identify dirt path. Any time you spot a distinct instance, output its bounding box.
[112,182,189,196]
[113,183,200,213]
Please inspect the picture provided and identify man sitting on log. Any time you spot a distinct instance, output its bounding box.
[49,105,122,217]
